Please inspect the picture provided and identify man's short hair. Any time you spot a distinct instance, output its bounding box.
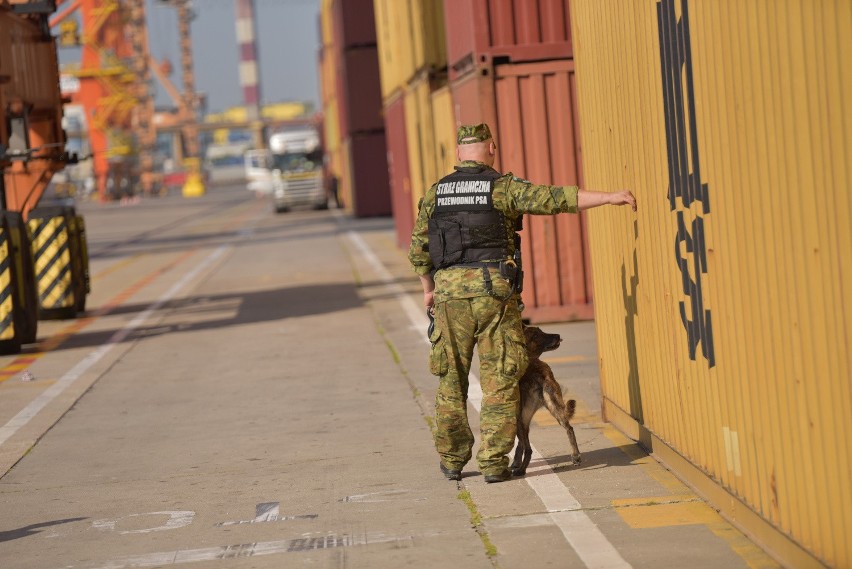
[457,123,492,144]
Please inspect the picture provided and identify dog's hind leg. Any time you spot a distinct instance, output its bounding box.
[543,382,582,465]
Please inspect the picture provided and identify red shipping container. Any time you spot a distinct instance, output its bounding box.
[449,70,498,155]
[335,47,385,138]
[493,59,592,322]
[331,0,378,49]
[443,0,573,80]
[383,96,415,248]
[346,132,392,218]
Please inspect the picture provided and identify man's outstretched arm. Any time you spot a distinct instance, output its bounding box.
[578,189,637,212]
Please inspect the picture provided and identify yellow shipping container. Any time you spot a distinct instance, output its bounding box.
[571,1,851,567]
[320,0,334,47]
[430,85,456,179]
[403,74,442,218]
[374,0,446,99]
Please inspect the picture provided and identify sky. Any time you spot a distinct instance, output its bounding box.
[60,0,322,115]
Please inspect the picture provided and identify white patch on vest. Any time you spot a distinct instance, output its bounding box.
[436,180,491,207]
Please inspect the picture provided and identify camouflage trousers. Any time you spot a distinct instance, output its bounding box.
[428,296,529,475]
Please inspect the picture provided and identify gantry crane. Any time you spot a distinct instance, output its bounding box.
[156,0,204,196]
[50,0,141,200]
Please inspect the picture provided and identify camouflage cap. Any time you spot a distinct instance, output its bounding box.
[457,123,493,144]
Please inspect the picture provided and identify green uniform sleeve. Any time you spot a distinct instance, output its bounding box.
[501,175,579,216]
[408,185,436,276]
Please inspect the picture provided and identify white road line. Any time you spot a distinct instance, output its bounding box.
[0,246,227,449]
[345,231,631,569]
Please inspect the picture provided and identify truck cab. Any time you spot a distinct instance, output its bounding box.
[245,128,327,212]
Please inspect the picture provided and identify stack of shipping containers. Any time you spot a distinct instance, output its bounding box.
[371,0,594,322]
[443,0,592,323]
[571,1,851,567]
[372,0,451,249]
[318,0,390,217]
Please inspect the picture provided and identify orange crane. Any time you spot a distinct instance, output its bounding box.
[50,0,140,201]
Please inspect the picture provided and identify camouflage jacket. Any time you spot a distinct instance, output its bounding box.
[409,160,579,302]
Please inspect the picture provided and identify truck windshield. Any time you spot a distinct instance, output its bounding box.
[273,150,322,172]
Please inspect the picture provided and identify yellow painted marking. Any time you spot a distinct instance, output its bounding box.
[541,355,588,364]
[604,426,780,568]
[707,523,781,569]
[613,495,723,528]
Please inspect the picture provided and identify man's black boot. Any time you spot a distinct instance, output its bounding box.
[440,463,462,481]
[484,469,512,483]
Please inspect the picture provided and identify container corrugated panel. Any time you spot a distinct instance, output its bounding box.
[332,0,377,49]
[374,0,446,101]
[448,70,498,147]
[444,0,573,79]
[403,75,441,220]
[494,60,592,323]
[322,98,340,157]
[335,47,385,138]
[320,0,334,47]
[571,1,851,567]
[410,0,447,75]
[383,95,415,248]
[373,0,416,98]
[318,47,335,107]
[430,85,456,182]
[346,133,392,217]
[338,138,353,214]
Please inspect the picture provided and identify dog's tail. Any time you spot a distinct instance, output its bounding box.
[566,399,577,420]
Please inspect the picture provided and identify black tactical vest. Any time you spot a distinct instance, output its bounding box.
[427,167,511,270]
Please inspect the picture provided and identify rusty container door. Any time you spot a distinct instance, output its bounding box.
[346,132,391,218]
[494,60,592,323]
[571,1,851,567]
[444,0,573,80]
[384,95,415,248]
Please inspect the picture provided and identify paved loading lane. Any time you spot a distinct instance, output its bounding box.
[0,188,779,568]
[0,189,489,569]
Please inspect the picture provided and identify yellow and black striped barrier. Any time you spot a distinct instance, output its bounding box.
[4,212,38,345]
[0,211,39,354]
[0,223,16,350]
[28,206,89,320]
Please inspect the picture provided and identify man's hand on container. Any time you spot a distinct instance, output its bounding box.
[609,190,637,211]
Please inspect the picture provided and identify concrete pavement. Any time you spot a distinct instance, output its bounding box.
[0,186,781,568]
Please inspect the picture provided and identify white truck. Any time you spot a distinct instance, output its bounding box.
[244,127,327,213]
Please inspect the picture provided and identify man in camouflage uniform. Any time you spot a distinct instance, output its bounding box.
[410,123,636,483]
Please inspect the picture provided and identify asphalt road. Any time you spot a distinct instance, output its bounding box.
[0,186,780,569]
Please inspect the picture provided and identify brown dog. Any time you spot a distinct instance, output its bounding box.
[510,326,582,476]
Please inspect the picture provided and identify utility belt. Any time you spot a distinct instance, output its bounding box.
[447,259,523,302]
